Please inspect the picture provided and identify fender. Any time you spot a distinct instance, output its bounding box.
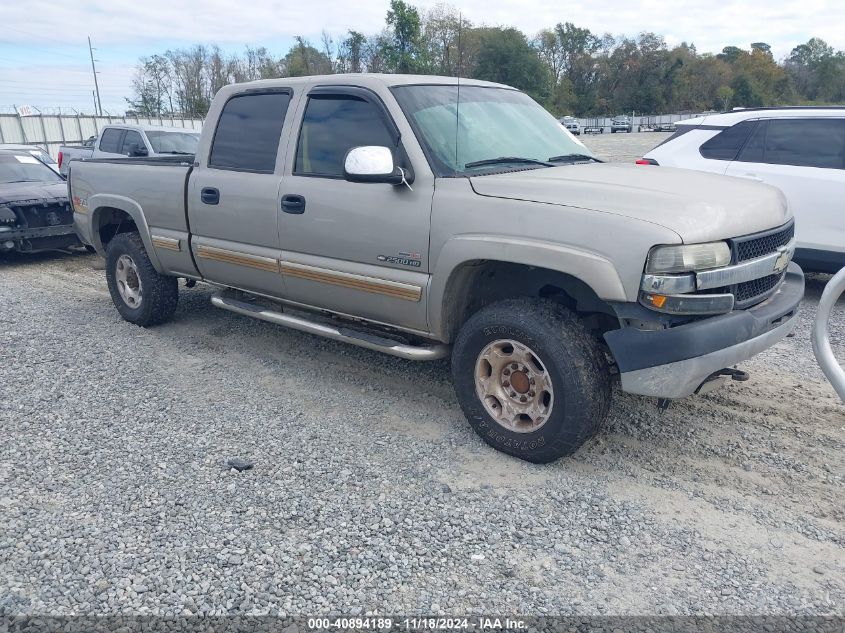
[88,193,164,272]
[428,234,627,340]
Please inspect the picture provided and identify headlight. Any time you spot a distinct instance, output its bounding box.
[646,242,731,274]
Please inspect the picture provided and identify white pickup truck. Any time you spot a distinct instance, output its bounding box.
[58,124,200,176]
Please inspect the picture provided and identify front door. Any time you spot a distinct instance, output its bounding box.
[277,86,433,333]
[188,89,295,297]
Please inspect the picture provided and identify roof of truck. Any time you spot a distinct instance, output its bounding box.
[101,123,201,133]
[237,73,513,90]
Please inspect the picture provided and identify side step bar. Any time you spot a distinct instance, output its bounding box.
[211,291,450,361]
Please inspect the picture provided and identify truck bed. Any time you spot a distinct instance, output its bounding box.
[68,156,194,260]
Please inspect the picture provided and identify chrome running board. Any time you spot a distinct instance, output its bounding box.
[211,291,450,361]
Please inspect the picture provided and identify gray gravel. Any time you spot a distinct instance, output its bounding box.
[1,134,843,617]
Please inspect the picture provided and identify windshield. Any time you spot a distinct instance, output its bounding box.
[393,85,593,176]
[0,153,63,183]
[145,131,200,154]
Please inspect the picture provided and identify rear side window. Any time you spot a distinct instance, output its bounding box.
[295,95,396,177]
[738,119,845,169]
[699,120,757,161]
[209,92,291,173]
[120,130,144,155]
[99,128,123,153]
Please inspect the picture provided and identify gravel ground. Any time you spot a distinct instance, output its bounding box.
[1,133,843,618]
[581,130,670,163]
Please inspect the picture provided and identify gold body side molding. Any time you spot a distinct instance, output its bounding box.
[196,244,280,274]
[281,261,422,302]
[151,235,182,252]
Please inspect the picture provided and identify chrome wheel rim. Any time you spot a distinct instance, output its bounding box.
[474,339,554,433]
[115,254,142,309]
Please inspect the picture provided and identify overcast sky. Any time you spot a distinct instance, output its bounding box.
[1,0,843,114]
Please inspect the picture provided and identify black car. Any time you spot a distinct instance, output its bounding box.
[0,150,80,253]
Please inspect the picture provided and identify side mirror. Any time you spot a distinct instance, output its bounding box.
[343,146,406,185]
[129,143,148,157]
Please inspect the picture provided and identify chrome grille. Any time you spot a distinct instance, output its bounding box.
[733,221,794,262]
[735,273,784,304]
[719,220,794,307]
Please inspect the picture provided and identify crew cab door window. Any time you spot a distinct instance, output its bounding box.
[738,119,845,169]
[99,128,123,153]
[209,92,291,173]
[120,130,145,156]
[294,95,397,177]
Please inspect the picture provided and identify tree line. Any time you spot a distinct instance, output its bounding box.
[126,0,845,118]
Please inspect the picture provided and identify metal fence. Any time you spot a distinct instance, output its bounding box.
[0,113,204,158]
[574,112,717,133]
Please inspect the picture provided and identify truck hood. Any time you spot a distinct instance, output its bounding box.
[0,181,67,206]
[470,163,790,243]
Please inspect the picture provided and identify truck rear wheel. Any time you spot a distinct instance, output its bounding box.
[451,298,610,463]
[105,232,178,327]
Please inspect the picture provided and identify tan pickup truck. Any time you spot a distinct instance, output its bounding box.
[70,74,803,462]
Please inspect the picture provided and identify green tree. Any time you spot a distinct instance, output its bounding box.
[338,31,367,73]
[716,85,734,110]
[787,38,845,102]
[471,27,550,100]
[731,75,761,107]
[717,46,744,64]
[284,37,333,76]
[385,0,427,72]
[750,42,771,56]
[423,4,469,75]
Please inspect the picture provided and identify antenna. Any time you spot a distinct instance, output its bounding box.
[454,12,462,176]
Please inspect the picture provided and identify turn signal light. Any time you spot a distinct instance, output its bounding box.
[640,291,734,315]
[636,158,658,165]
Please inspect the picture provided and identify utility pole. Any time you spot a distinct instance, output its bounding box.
[88,36,102,116]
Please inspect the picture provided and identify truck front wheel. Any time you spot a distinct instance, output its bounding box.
[105,232,178,327]
[451,299,610,463]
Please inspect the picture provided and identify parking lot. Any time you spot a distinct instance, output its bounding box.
[1,132,843,617]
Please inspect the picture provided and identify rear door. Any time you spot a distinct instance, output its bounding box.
[277,85,433,332]
[725,117,845,257]
[188,88,295,296]
[95,127,125,159]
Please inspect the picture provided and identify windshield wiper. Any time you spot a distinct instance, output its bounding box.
[464,156,553,169]
[547,153,603,163]
[164,151,194,155]
[5,179,42,183]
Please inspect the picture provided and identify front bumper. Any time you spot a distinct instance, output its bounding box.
[604,262,804,398]
[0,224,81,252]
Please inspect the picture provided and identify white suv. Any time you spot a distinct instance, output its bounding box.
[641,108,845,273]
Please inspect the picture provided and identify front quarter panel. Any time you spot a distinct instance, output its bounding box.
[428,178,681,338]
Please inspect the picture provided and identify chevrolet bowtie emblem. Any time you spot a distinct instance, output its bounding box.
[772,247,790,274]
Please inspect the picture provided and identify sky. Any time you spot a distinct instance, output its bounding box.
[1,0,843,114]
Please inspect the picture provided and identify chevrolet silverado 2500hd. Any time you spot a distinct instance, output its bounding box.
[70,74,804,462]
